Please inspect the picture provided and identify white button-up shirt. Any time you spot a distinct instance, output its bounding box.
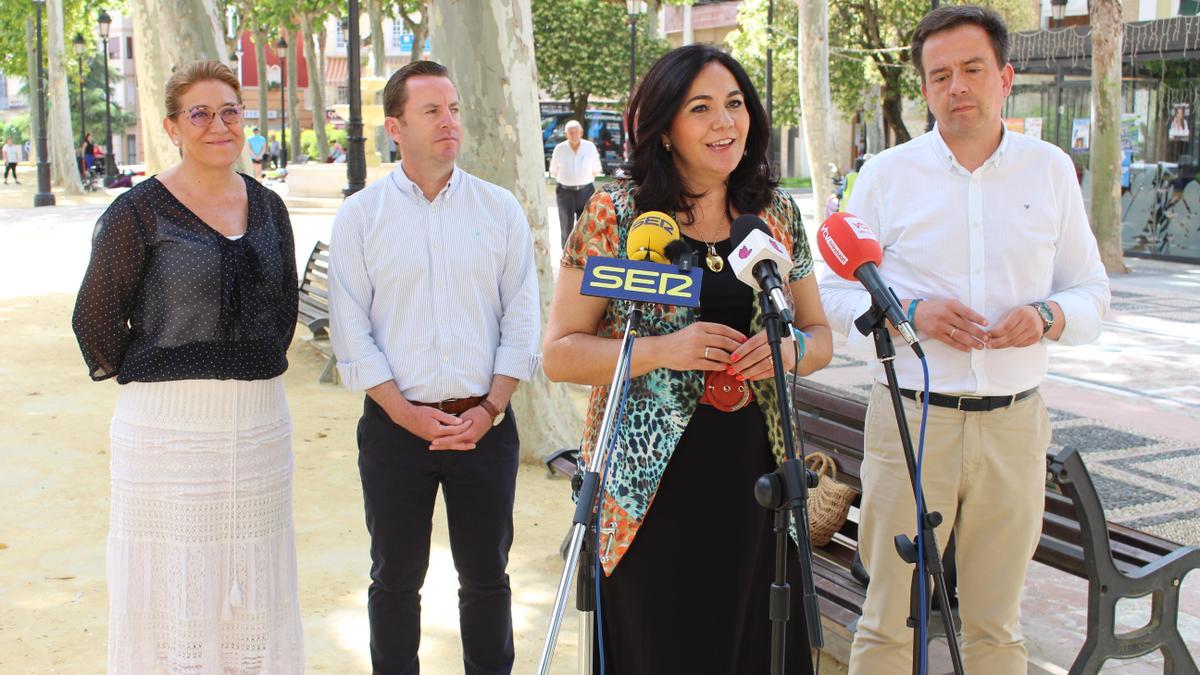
[819,125,1110,395]
[328,163,541,400]
[549,139,602,187]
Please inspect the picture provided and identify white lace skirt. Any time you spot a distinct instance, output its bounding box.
[107,377,304,674]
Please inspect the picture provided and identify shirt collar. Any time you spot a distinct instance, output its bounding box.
[929,121,1010,173]
[391,161,461,202]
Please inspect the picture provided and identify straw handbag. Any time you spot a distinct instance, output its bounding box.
[805,451,857,546]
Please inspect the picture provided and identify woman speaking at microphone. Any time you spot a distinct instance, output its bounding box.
[543,45,832,673]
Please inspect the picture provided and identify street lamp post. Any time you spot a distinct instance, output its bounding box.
[98,10,117,186]
[625,0,643,99]
[32,0,54,207]
[1050,0,1067,28]
[73,33,86,176]
[277,37,288,169]
[344,0,366,197]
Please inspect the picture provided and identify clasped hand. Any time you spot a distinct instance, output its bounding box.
[660,321,797,381]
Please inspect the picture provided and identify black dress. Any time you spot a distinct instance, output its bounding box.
[595,234,813,674]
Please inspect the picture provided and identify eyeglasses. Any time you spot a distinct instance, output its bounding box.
[179,104,244,128]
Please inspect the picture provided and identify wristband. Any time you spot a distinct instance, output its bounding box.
[906,298,923,331]
[791,326,808,362]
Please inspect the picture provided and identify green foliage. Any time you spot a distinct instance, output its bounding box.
[3,114,30,144]
[301,124,346,159]
[65,50,137,146]
[827,0,1038,115]
[727,0,800,127]
[0,0,125,78]
[532,0,669,116]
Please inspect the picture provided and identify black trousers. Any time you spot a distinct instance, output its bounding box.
[3,163,16,181]
[357,397,520,675]
[556,183,595,247]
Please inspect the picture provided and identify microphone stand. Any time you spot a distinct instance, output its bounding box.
[852,302,965,675]
[536,304,641,675]
[752,291,824,675]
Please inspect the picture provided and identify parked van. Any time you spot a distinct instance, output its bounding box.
[542,110,625,175]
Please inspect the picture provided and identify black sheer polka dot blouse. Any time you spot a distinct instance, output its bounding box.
[72,173,299,383]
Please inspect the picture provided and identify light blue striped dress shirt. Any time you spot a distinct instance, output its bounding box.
[328,163,541,401]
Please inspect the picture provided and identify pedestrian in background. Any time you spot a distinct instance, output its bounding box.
[549,119,602,246]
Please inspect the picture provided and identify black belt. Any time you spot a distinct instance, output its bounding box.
[556,183,593,191]
[897,386,1038,412]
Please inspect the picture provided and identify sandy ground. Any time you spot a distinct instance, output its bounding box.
[0,291,586,673]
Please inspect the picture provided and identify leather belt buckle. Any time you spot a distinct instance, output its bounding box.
[956,395,983,411]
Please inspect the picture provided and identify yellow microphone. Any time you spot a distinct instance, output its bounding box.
[626,211,681,264]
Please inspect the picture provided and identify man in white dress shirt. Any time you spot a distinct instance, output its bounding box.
[818,7,1110,674]
[328,60,540,675]
[548,119,602,246]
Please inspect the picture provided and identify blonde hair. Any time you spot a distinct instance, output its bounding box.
[165,60,242,118]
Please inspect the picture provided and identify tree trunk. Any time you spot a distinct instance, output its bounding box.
[286,28,302,161]
[131,0,225,174]
[1089,0,1126,273]
[300,14,329,161]
[430,0,581,464]
[880,81,911,146]
[865,83,885,154]
[254,24,270,137]
[570,93,589,131]
[25,17,40,164]
[367,0,386,77]
[47,0,83,193]
[317,25,327,89]
[406,10,429,63]
[796,0,836,214]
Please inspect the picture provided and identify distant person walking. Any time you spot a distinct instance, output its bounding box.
[81,132,97,175]
[2,138,19,184]
[549,119,602,246]
[247,126,267,179]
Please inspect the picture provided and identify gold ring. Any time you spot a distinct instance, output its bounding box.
[950,327,958,338]
[704,347,711,360]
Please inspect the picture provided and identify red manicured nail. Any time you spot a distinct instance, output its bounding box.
[726,366,734,375]
[736,374,745,381]
[731,354,740,363]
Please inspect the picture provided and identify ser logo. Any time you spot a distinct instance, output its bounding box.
[580,257,702,308]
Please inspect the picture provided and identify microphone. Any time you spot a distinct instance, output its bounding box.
[817,212,919,348]
[580,210,702,307]
[728,215,795,324]
[627,211,682,264]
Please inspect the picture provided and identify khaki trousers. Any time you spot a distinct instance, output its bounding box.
[848,384,1051,675]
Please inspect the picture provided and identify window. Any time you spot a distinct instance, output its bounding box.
[108,37,119,60]
[126,136,137,165]
[337,85,349,104]
[336,24,347,48]
[126,36,134,60]
[392,21,405,49]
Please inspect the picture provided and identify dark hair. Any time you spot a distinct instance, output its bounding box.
[383,60,451,118]
[911,5,1009,82]
[626,45,776,223]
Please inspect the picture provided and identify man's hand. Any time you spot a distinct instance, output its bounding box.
[428,407,492,451]
[392,404,467,443]
[986,305,1044,349]
[913,298,989,352]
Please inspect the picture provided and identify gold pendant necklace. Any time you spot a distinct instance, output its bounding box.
[704,242,724,272]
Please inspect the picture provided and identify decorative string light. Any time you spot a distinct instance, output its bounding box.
[1010,16,1200,70]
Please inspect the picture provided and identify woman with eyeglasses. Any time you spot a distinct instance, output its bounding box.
[72,60,303,673]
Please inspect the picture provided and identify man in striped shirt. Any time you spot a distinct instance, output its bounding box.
[328,60,541,675]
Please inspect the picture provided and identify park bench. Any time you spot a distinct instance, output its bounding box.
[540,380,1200,671]
[790,379,1200,673]
[296,240,338,384]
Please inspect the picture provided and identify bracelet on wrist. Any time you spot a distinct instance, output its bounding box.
[906,298,924,331]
